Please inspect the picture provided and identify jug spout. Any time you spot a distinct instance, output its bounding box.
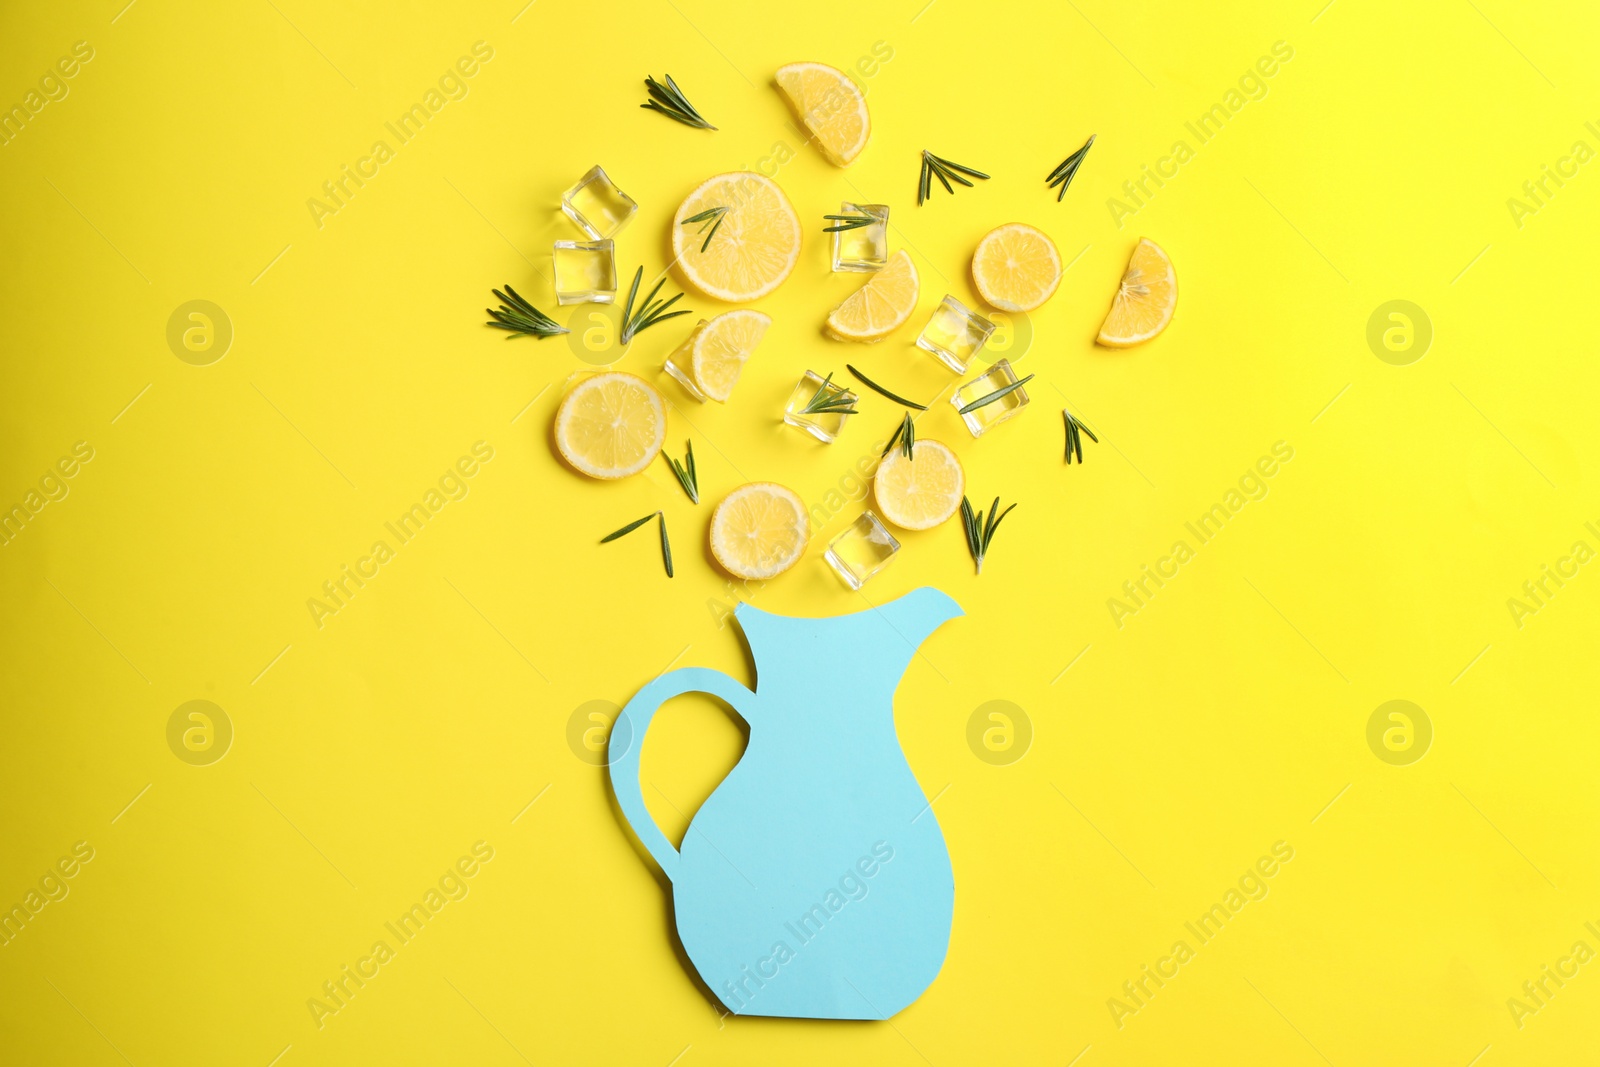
[875,587,963,651]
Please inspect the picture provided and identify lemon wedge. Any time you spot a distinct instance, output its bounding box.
[825,249,920,343]
[775,62,870,167]
[1097,238,1176,347]
[691,309,770,403]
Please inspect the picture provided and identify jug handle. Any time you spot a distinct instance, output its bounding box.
[607,666,759,883]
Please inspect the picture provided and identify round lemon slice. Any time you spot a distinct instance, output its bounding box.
[971,223,1062,312]
[825,249,920,343]
[553,372,666,479]
[709,482,809,579]
[775,62,870,167]
[1097,238,1176,347]
[873,439,964,530]
[690,309,771,403]
[671,172,802,303]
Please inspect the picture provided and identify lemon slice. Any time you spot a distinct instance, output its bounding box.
[709,482,809,579]
[971,223,1062,312]
[1097,238,1176,347]
[825,249,920,343]
[690,309,771,403]
[873,439,964,530]
[671,172,801,303]
[775,62,870,167]
[553,372,666,479]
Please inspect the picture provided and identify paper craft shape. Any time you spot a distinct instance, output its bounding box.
[607,587,963,1019]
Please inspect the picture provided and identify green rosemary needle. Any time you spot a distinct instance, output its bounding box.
[485,284,570,338]
[882,412,916,460]
[960,496,1017,575]
[918,150,990,205]
[823,212,876,233]
[601,513,656,542]
[957,373,1035,415]
[619,267,691,343]
[847,364,926,410]
[641,74,717,130]
[601,511,673,577]
[663,440,698,503]
[680,206,728,252]
[1047,134,1096,201]
[800,372,858,415]
[658,513,674,577]
[1062,409,1099,464]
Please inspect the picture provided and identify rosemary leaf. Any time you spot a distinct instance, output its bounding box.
[619,266,692,343]
[881,412,916,460]
[957,373,1035,415]
[1047,134,1096,201]
[658,513,674,577]
[847,364,927,409]
[823,213,877,233]
[960,495,1017,575]
[680,206,729,252]
[602,513,656,543]
[663,441,699,503]
[1062,409,1099,464]
[642,74,717,130]
[800,372,858,415]
[918,150,989,204]
[485,284,570,338]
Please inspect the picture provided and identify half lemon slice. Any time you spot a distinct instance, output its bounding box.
[1097,238,1176,347]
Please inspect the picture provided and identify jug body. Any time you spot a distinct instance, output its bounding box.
[674,728,954,1019]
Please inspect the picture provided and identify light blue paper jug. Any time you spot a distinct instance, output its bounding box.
[608,587,963,1020]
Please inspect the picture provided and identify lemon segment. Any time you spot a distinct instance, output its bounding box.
[971,223,1063,312]
[1097,238,1176,347]
[553,372,666,479]
[671,172,801,303]
[873,439,965,530]
[825,249,920,343]
[709,482,809,579]
[690,309,771,403]
[775,62,870,167]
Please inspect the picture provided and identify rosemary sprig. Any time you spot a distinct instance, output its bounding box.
[1047,135,1096,201]
[601,511,674,577]
[847,364,927,410]
[960,496,1017,575]
[800,372,858,415]
[1062,409,1099,464]
[680,206,728,252]
[823,211,876,233]
[485,285,570,339]
[882,412,916,460]
[663,440,698,503]
[918,150,990,205]
[619,266,691,343]
[957,373,1035,415]
[641,74,716,130]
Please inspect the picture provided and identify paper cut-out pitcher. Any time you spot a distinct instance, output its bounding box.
[608,587,963,1020]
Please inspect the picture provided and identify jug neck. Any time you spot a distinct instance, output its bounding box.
[734,588,962,709]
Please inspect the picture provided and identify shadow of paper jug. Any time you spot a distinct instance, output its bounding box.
[608,587,962,1020]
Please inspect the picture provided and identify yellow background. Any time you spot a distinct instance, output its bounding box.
[2,0,1597,1063]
